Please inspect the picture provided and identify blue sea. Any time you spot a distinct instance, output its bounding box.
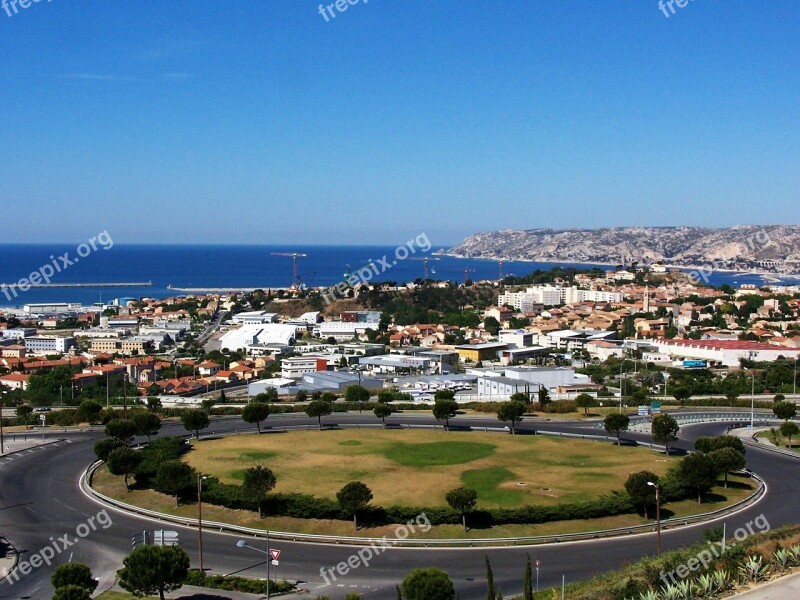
[0,244,798,308]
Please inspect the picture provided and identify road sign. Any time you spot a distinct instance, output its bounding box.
[535,559,541,568]
[154,530,180,546]
[131,531,147,547]
[650,401,662,414]
[269,549,281,561]
[271,560,279,566]
[638,405,649,416]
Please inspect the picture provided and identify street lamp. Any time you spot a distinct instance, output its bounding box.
[743,367,755,429]
[236,538,272,600]
[647,481,661,555]
[793,356,798,398]
[197,475,208,571]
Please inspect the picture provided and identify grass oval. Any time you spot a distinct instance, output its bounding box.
[383,441,496,467]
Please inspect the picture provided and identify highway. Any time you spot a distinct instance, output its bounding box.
[1,413,798,599]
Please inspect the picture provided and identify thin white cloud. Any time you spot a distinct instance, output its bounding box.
[60,73,145,82]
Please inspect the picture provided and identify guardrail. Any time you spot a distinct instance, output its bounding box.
[82,462,766,549]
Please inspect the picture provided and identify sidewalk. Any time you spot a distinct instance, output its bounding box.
[729,572,800,599]
[101,583,287,599]
[0,537,17,585]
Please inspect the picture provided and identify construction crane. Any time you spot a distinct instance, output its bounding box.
[463,269,475,285]
[409,257,441,279]
[271,252,308,286]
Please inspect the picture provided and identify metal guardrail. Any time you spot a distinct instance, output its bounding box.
[82,461,766,549]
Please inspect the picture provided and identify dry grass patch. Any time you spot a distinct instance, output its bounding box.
[182,429,675,508]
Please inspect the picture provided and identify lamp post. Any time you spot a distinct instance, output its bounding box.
[619,359,625,413]
[647,481,661,555]
[744,367,755,429]
[793,356,797,398]
[197,475,207,571]
[236,538,271,600]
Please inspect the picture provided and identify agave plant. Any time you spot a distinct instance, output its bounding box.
[693,573,717,598]
[712,570,731,593]
[675,580,693,600]
[788,544,800,567]
[659,584,682,600]
[773,548,791,569]
[738,555,770,583]
[637,591,659,600]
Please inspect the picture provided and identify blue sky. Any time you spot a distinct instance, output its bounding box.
[1,0,798,246]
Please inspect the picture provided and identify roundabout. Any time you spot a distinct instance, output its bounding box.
[1,412,798,599]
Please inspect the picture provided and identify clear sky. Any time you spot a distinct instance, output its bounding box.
[1,0,798,246]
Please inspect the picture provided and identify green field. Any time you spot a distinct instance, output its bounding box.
[182,429,676,508]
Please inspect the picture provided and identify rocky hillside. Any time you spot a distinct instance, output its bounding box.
[444,226,800,271]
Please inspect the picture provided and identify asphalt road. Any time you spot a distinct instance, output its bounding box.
[0,413,798,599]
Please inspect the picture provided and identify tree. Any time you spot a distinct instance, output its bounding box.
[433,399,458,431]
[429,386,453,400]
[695,435,745,456]
[377,389,395,404]
[94,436,126,462]
[242,465,277,518]
[401,568,455,600]
[773,401,797,421]
[445,487,478,532]
[242,402,270,433]
[321,391,337,409]
[710,447,746,488]
[52,585,92,600]
[107,447,143,492]
[373,402,393,426]
[509,392,530,405]
[200,397,216,412]
[155,460,196,506]
[672,387,692,407]
[118,545,190,600]
[651,414,680,454]
[574,393,598,416]
[624,471,659,518]
[336,481,373,531]
[537,386,551,412]
[497,401,524,435]
[306,400,332,430]
[484,316,501,336]
[485,556,495,600]
[344,385,371,409]
[780,421,799,448]
[146,396,162,412]
[523,554,533,600]
[78,400,103,425]
[180,409,210,439]
[677,452,718,503]
[105,419,138,443]
[51,563,97,593]
[16,404,33,429]
[131,412,161,443]
[295,389,308,403]
[604,413,630,445]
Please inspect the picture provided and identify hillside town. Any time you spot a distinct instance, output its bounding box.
[2,267,799,409]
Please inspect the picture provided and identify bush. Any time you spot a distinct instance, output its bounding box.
[184,570,294,594]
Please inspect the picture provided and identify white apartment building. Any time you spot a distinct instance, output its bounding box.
[1,328,37,340]
[281,356,328,379]
[499,285,622,310]
[24,336,75,353]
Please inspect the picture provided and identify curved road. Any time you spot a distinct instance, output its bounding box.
[1,413,798,599]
